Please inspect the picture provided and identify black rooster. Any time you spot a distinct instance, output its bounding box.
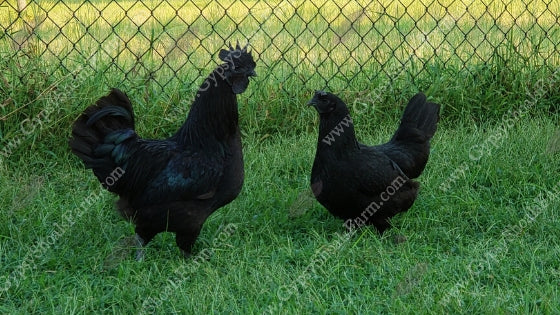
[308,91,440,233]
[69,43,256,258]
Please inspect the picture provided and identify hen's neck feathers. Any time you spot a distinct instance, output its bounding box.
[316,104,360,156]
[174,65,239,146]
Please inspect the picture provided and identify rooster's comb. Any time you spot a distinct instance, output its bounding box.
[219,41,253,65]
[228,41,249,53]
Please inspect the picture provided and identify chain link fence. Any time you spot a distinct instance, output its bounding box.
[1,0,559,93]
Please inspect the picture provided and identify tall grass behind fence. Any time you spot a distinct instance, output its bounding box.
[2,0,559,88]
[0,0,559,139]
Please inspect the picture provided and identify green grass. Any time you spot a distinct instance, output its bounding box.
[1,0,560,313]
[1,113,559,313]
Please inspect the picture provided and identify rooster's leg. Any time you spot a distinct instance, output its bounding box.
[134,227,157,261]
[134,234,147,261]
[175,227,203,259]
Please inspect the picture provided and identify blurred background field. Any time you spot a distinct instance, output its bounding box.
[1,0,559,138]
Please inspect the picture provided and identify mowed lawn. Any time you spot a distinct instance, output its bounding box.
[1,0,560,313]
[0,114,559,313]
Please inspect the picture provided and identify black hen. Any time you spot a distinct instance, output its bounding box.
[69,43,256,258]
[308,91,440,233]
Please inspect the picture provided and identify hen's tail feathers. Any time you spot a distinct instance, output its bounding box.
[380,92,440,179]
[69,88,137,189]
[393,92,440,143]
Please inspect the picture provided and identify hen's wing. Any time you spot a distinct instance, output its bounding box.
[349,146,408,196]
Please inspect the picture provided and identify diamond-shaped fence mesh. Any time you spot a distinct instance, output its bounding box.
[1,0,559,94]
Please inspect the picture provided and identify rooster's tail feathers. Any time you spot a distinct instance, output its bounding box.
[69,88,137,184]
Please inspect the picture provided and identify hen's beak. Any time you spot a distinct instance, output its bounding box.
[249,70,257,77]
[307,98,316,106]
[307,90,323,106]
